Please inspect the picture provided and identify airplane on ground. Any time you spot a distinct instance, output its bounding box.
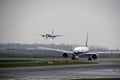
[39,30,62,39]
[61,33,98,61]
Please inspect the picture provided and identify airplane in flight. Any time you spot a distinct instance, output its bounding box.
[39,30,62,39]
[61,33,98,61]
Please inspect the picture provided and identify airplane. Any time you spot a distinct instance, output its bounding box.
[61,33,98,61]
[38,33,98,60]
[39,30,62,39]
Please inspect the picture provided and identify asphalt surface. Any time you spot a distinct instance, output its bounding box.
[0,58,120,80]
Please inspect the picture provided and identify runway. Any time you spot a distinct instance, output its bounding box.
[0,59,120,80]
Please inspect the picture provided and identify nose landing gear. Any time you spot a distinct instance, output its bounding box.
[71,54,79,60]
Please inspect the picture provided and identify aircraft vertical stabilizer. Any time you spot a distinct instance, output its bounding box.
[85,33,88,47]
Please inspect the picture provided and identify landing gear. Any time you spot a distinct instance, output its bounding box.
[71,54,75,60]
[88,56,92,61]
[71,54,79,60]
[76,55,79,60]
[88,58,92,61]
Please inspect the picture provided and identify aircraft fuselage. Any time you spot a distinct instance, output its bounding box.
[73,47,89,55]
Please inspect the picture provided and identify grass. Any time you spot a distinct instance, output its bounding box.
[0,60,96,68]
[72,78,120,80]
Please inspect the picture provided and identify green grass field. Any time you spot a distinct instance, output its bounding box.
[0,60,96,68]
[72,78,120,80]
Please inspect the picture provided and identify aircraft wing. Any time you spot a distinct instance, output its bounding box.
[54,35,62,37]
[96,51,120,54]
[39,34,46,37]
[37,47,73,54]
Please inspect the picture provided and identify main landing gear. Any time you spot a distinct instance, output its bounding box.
[88,56,92,61]
[71,54,79,60]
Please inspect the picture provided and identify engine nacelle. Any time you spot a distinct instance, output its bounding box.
[42,35,45,37]
[91,54,98,59]
[63,53,68,58]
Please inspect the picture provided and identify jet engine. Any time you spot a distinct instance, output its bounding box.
[63,53,68,58]
[87,53,98,61]
[91,54,98,59]
[42,35,45,37]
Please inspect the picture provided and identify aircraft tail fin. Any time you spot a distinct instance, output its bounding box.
[85,33,88,47]
[52,30,54,34]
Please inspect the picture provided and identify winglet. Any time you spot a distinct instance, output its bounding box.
[85,33,88,47]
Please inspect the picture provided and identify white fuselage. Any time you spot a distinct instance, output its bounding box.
[73,47,89,54]
[43,34,55,39]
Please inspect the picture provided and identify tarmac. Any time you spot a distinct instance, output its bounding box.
[0,58,120,80]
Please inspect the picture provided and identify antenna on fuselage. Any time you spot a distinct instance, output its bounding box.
[85,33,88,47]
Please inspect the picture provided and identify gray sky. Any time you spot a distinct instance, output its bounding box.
[0,0,120,49]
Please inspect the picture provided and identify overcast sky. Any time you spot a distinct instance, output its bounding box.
[0,0,120,49]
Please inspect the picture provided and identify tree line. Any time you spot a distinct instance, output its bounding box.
[0,43,109,51]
